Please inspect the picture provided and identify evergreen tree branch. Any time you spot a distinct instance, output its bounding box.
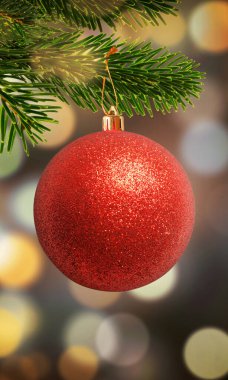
[0,0,36,25]
[0,78,61,155]
[0,28,204,154]
[0,0,180,29]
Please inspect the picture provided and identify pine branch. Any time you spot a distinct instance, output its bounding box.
[0,28,204,154]
[0,78,61,155]
[0,0,180,29]
[0,0,37,25]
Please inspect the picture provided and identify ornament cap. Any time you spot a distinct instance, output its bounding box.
[102,106,124,131]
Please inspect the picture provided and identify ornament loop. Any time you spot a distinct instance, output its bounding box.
[102,106,124,131]
[101,47,119,116]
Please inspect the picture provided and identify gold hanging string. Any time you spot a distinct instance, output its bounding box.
[101,46,118,115]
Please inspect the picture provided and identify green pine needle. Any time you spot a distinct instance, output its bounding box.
[0,1,204,155]
[0,0,181,29]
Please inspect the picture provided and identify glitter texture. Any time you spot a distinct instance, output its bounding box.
[34,131,194,291]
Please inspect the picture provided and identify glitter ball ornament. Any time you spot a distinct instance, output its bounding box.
[34,126,194,291]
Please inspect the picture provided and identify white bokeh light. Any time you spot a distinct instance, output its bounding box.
[0,137,24,180]
[0,224,6,238]
[96,313,150,366]
[8,178,38,232]
[184,327,228,379]
[63,312,104,350]
[129,266,178,302]
[180,120,228,175]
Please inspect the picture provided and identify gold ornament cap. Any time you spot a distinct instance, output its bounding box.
[102,106,124,131]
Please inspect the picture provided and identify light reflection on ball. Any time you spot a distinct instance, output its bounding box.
[129,266,178,301]
[180,120,228,175]
[189,1,228,53]
[58,346,99,380]
[96,313,150,366]
[184,327,228,379]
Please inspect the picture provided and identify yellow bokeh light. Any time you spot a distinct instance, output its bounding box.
[129,267,178,301]
[0,308,22,358]
[37,98,77,149]
[184,327,228,379]
[0,293,41,340]
[0,232,44,288]
[58,346,99,380]
[189,1,228,53]
[68,281,121,309]
[148,13,187,47]
[115,13,186,47]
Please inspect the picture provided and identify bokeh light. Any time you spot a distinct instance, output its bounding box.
[8,178,38,232]
[0,223,6,237]
[0,232,44,288]
[0,1,227,379]
[63,312,104,350]
[0,308,22,358]
[0,353,51,380]
[129,266,178,302]
[68,281,121,309]
[0,137,24,180]
[115,13,186,47]
[0,292,41,340]
[184,327,228,379]
[37,98,77,149]
[58,346,99,380]
[180,120,228,175]
[206,184,228,236]
[147,13,186,47]
[189,1,228,53]
[96,313,150,366]
[175,79,225,124]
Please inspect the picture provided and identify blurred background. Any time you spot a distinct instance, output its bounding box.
[0,1,228,379]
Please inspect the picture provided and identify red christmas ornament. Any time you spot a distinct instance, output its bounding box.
[34,126,194,291]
